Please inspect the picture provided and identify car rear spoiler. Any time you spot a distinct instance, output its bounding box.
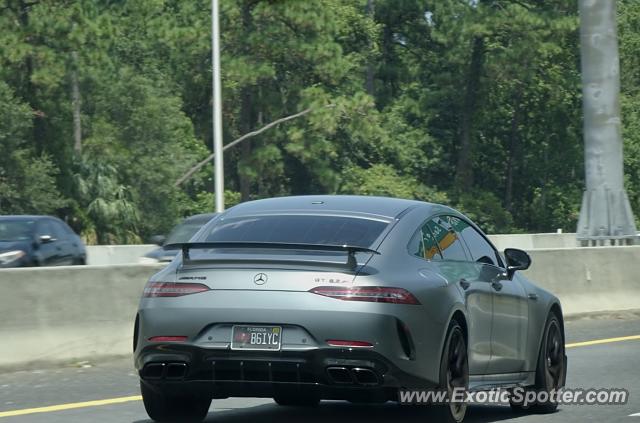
[163,242,380,270]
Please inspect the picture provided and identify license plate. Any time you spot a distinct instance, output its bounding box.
[231,325,282,351]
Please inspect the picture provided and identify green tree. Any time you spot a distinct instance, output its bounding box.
[73,158,139,244]
[619,0,640,227]
[0,82,66,214]
[2,0,639,241]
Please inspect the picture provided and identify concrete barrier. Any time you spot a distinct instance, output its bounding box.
[488,233,578,251]
[86,245,157,265]
[523,246,640,315]
[1,246,639,370]
[0,264,162,371]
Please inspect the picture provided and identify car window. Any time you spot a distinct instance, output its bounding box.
[202,215,389,248]
[36,220,55,238]
[0,220,36,241]
[424,216,469,261]
[409,222,443,260]
[62,221,78,237]
[447,215,500,267]
[50,220,71,240]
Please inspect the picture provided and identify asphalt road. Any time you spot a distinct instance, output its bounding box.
[1,310,639,423]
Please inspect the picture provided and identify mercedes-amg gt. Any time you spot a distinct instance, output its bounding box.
[133,195,567,422]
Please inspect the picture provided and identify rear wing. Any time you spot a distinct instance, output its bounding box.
[163,241,379,270]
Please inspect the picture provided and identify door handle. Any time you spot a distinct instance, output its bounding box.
[459,279,470,290]
[527,293,538,301]
[491,281,503,291]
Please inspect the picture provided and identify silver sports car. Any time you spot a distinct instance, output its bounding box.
[134,195,567,422]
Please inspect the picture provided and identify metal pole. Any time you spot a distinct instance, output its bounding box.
[212,0,224,212]
[577,0,636,245]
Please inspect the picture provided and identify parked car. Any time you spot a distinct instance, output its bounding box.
[139,213,218,264]
[134,196,566,423]
[0,215,87,268]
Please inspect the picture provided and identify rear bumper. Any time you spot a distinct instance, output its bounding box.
[135,344,436,401]
[136,289,446,384]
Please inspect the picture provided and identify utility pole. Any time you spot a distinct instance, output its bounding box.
[365,0,375,96]
[577,0,637,246]
[212,0,225,212]
[71,51,82,155]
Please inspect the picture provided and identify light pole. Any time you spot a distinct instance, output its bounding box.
[212,0,224,212]
[576,0,636,245]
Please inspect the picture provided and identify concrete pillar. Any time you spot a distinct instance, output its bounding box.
[577,0,637,244]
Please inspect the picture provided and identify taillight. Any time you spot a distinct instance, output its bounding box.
[326,340,373,348]
[309,286,420,305]
[148,336,188,342]
[143,282,210,297]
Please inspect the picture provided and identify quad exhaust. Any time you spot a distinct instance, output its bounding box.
[142,362,188,380]
[143,361,378,385]
[351,367,379,386]
[326,367,353,384]
[326,366,379,386]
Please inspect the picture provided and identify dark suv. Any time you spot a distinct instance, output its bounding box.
[0,216,87,268]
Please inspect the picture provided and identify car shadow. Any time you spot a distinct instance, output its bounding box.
[132,401,552,423]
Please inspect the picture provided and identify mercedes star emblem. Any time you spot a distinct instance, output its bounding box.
[253,273,268,285]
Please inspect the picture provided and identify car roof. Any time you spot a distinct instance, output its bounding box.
[183,213,218,224]
[223,195,434,220]
[0,215,56,221]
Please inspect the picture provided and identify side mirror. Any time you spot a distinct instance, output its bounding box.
[39,235,56,244]
[504,248,531,279]
[150,235,166,246]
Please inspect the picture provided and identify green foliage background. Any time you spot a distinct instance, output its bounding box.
[0,0,638,243]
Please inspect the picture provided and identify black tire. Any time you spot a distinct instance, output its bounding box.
[141,382,211,422]
[433,319,469,423]
[273,392,320,407]
[510,312,565,414]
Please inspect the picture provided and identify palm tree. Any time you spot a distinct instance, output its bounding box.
[74,158,140,244]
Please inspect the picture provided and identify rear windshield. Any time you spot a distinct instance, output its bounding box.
[201,215,388,248]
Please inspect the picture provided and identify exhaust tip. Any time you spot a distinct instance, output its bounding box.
[166,362,187,379]
[326,367,353,384]
[351,367,379,386]
[142,363,165,379]
[142,362,187,380]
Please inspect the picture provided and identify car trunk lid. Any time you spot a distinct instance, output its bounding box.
[173,246,376,291]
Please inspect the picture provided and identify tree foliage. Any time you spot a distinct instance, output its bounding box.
[1,0,639,242]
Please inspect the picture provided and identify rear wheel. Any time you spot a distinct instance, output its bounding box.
[433,319,468,423]
[141,382,211,422]
[510,312,565,414]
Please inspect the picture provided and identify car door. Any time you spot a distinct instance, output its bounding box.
[35,220,60,266]
[420,216,494,376]
[50,219,75,265]
[454,217,529,375]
